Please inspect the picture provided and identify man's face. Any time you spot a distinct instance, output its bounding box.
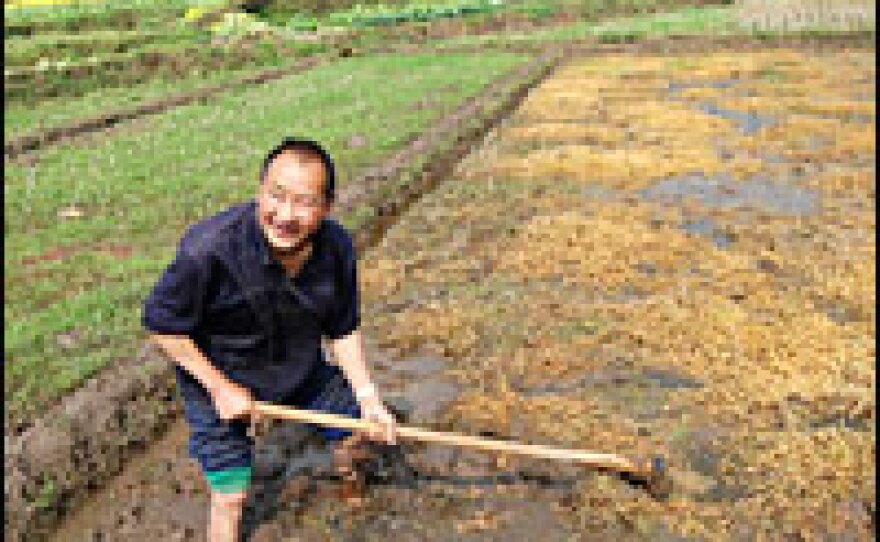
[257,153,330,252]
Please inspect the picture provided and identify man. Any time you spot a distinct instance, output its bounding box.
[142,137,396,542]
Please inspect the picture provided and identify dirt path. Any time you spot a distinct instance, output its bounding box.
[50,45,874,540]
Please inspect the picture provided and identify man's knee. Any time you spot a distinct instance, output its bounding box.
[211,490,248,509]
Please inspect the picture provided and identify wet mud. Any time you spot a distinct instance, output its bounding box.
[45,45,875,540]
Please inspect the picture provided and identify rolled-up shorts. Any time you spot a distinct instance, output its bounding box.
[181,362,361,494]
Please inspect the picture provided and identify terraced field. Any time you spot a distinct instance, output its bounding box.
[47,45,875,540]
[355,46,876,539]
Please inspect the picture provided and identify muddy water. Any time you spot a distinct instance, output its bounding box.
[52,351,591,541]
[638,173,819,215]
[49,350,466,541]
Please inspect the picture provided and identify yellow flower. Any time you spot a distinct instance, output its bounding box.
[183,6,206,22]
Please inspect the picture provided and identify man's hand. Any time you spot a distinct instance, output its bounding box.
[209,379,255,421]
[359,395,397,445]
[328,330,396,444]
[150,334,255,422]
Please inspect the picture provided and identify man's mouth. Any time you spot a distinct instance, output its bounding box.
[272,223,301,238]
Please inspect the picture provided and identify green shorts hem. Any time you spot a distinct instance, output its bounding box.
[204,466,252,494]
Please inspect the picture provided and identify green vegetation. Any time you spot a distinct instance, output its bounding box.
[5,59,301,139]
[4,28,210,68]
[261,0,724,31]
[4,0,731,103]
[434,5,738,46]
[4,51,527,428]
[4,0,228,34]
[319,0,504,28]
[5,35,326,102]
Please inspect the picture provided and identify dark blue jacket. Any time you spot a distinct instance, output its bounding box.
[142,200,359,405]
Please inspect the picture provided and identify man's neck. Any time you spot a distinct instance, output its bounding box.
[273,241,314,276]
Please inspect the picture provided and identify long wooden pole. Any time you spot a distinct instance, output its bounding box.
[253,401,651,477]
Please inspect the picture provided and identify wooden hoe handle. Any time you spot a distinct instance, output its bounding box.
[252,401,656,478]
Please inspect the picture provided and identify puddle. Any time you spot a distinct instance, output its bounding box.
[384,355,449,378]
[667,80,738,93]
[675,428,749,503]
[404,380,461,424]
[666,80,775,135]
[817,301,867,327]
[697,102,776,135]
[333,485,581,541]
[680,217,737,249]
[639,173,819,215]
[517,366,703,399]
[807,412,873,432]
[254,424,334,481]
[797,111,876,124]
[581,185,622,201]
[372,353,462,426]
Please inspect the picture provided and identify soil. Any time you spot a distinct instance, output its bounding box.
[47,349,607,542]
[18,244,133,267]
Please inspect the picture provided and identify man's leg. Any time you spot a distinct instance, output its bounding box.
[295,363,370,504]
[183,396,254,542]
[332,432,372,505]
[209,490,248,542]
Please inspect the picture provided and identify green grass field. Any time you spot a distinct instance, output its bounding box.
[4,59,304,139]
[4,51,527,428]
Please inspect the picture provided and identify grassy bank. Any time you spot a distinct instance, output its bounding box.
[4,51,528,429]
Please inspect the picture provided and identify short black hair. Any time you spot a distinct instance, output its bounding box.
[260,137,336,203]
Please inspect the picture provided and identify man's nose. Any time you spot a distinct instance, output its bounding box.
[276,203,295,222]
[293,202,313,222]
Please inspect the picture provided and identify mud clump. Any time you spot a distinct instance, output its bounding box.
[5,343,179,540]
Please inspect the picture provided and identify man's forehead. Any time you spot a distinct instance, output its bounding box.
[265,154,325,188]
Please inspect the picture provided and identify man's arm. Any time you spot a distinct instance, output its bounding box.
[151,334,253,421]
[326,330,374,396]
[327,330,396,443]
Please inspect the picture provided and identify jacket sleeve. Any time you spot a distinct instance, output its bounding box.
[321,231,360,340]
[142,244,209,336]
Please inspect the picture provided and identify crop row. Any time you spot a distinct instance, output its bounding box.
[292,0,507,31]
[4,27,211,68]
[4,0,228,35]
[4,36,326,102]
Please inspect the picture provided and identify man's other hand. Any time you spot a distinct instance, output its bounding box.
[210,379,255,421]
[360,396,397,445]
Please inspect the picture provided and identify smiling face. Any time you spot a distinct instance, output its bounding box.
[257,152,330,253]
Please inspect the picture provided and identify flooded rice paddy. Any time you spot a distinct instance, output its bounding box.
[53,47,874,540]
[360,47,875,540]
